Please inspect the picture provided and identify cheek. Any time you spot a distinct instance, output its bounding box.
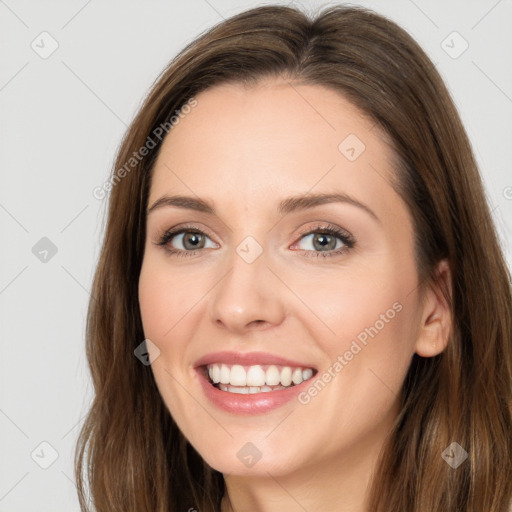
[138,256,202,340]
[297,286,416,450]
[138,259,198,420]
[138,269,169,341]
[299,259,418,385]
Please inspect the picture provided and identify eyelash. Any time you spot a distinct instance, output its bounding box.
[155,223,355,259]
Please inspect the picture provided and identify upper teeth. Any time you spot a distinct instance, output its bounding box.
[207,364,314,387]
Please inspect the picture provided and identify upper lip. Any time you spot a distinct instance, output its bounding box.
[194,351,316,369]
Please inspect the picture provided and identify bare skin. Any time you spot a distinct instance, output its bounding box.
[138,78,452,512]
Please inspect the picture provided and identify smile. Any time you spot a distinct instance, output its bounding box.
[196,365,319,414]
[206,363,315,394]
[194,351,318,414]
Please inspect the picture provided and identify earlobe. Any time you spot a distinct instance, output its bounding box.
[414,259,453,358]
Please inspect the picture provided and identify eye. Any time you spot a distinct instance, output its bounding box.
[156,225,218,258]
[155,222,355,259]
[291,223,355,259]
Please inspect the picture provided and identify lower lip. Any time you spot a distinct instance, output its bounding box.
[196,368,314,415]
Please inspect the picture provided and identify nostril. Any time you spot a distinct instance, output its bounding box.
[252,320,269,329]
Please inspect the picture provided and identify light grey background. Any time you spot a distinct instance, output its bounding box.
[1,0,511,510]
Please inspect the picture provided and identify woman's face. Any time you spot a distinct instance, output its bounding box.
[138,79,432,477]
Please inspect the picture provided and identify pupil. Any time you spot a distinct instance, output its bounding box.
[185,233,203,249]
[314,234,335,251]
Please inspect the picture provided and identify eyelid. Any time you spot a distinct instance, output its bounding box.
[155,223,218,245]
[294,222,354,243]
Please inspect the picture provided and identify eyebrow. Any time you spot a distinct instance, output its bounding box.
[147,192,379,223]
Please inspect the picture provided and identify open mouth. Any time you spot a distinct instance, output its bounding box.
[201,363,317,394]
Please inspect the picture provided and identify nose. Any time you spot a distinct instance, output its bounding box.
[208,245,286,334]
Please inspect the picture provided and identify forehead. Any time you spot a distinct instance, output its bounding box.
[149,79,403,225]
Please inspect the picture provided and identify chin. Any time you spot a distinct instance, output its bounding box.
[195,441,304,477]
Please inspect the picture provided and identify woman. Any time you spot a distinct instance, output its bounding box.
[75,5,512,511]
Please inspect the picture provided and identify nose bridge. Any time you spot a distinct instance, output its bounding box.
[208,235,286,332]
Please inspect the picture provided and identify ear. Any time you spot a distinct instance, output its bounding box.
[414,259,453,358]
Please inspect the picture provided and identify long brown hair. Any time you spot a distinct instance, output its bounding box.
[75,5,512,511]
